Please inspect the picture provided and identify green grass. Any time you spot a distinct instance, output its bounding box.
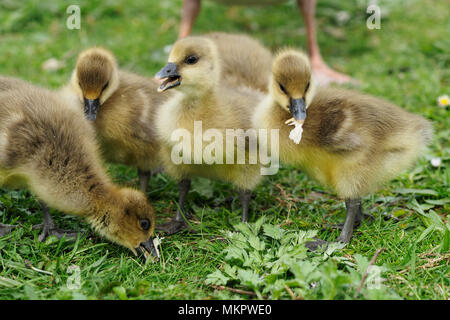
[0,0,448,300]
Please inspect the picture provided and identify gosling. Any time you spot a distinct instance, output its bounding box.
[253,50,432,249]
[0,76,158,260]
[60,47,171,192]
[154,36,265,234]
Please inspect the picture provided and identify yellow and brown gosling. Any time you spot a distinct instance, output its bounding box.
[154,36,266,234]
[0,76,158,261]
[60,47,172,192]
[253,49,433,249]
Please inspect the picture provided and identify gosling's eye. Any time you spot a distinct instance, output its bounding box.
[185,55,199,65]
[102,81,109,91]
[140,219,150,231]
[279,83,288,95]
[305,81,310,93]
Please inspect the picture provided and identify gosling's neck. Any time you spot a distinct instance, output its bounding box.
[179,85,216,110]
[75,171,117,219]
[84,184,121,236]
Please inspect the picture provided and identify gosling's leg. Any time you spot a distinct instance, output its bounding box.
[324,200,370,230]
[238,189,252,223]
[0,223,17,237]
[336,198,361,244]
[151,167,164,176]
[305,198,361,251]
[138,169,151,193]
[138,167,164,193]
[36,202,79,242]
[156,179,191,235]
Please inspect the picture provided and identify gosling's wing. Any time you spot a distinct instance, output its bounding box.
[303,90,365,153]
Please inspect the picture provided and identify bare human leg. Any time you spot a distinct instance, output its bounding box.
[297,0,353,86]
[179,0,202,38]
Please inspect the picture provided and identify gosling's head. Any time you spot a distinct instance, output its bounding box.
[155,37,221,95]
[71,47,119,121]
[271,49,315,121]
[91,187,159,262]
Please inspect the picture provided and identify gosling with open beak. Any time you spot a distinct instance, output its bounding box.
[135,236,160,262]
[155,63,181,92]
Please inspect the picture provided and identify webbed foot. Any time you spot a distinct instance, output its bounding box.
[33,223,80,242]
[0,223,17,237]
[305,238,329,251]
[35,201,80,242]
[156,219,188,235]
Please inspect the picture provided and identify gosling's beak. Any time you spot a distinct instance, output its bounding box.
[155,62,181,92]
[135,237,160,262]
[84,98,100,121]
[289,98,307,121]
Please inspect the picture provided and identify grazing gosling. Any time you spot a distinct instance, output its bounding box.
[155,36,265,234]
[253,50,432,248]
[60,47,171,192]
[0,77,158,260]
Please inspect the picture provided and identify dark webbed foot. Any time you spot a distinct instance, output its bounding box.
[34,224,80,242]
[156,219,188,235]
[0,223,17,237]
[305,238,329,251]
[35,202,80,242]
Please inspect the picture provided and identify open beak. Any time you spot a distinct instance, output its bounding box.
[289,98,307,121]
[135,237,160,262]
[155,62,181,92]
[84,98,100,121]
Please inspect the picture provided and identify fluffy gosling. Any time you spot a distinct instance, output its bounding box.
[154,36,265,234]
[253,50,433,248]
[60,47,171,192]
[0,76,158,260]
